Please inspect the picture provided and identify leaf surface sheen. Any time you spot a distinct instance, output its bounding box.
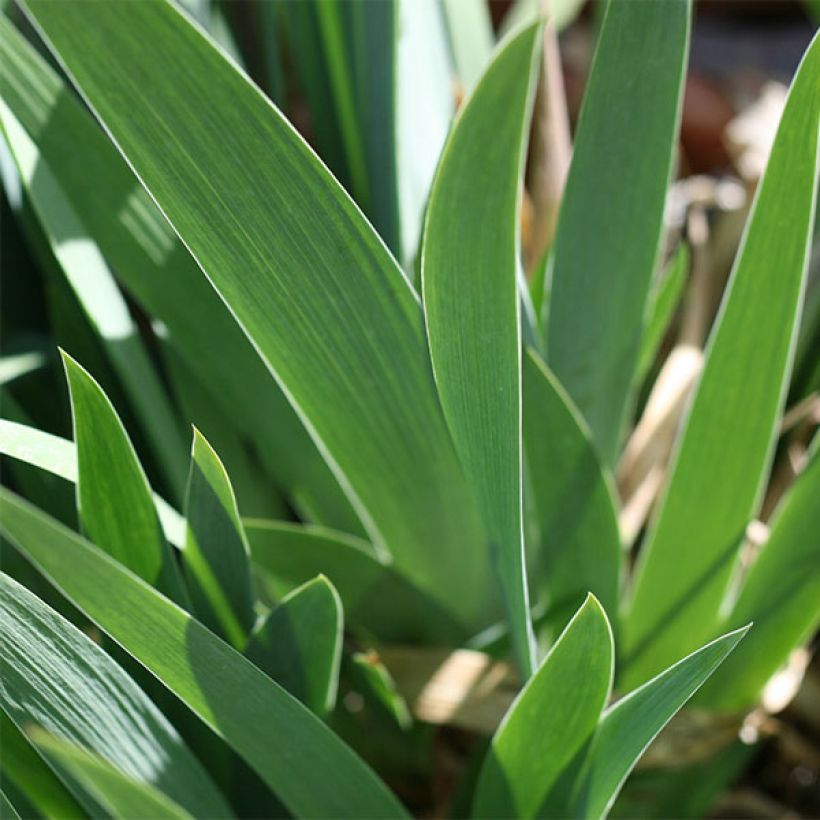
[422,23,544,675]
[622,32,820,688]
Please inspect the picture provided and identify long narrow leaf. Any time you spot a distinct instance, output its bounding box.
[62,352,186,603]
[0,15,362,535]
[19,0,491,628]
[422,23,542,675]
[546,0,691,463]
[182,429,255,648]
[244,576,342,716]
[622,32,820,688]
[31,731,192,820]
[0,490,408,819]
[544,627,748,818]
[696,444,820,710]
[0,573,230,818]
[473,595,614,818]
[522,350,621,617]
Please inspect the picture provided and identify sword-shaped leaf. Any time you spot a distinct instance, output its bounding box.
[182,429,255,649]
[18,0,490,628]
[0,573,230,818]
[473,595,613,818]
[244,576,342,716]
[0,490,408,819]
[546,0,691,464]
[422,23,543,675]
[622,32,820,688]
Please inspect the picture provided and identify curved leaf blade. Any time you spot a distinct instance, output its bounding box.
[62,352,186,603]
[245,576,342,716]
[0,573,230,818]
[31,731,193,820]
[19,0,489,626]
[0,418,185,547]
[473,595,613,818]
[622,32,820,688]
[522,350,621,618]
[0,490,407,819]
[551,627,748,819]
[0,13,361,535]
[183,429,255,648]
[696,445,820,710]
[422,23,543,675]
[546,0,691,463]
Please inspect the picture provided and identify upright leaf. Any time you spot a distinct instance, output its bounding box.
[696,444,820,710]
[0,15,362,535]
[622,33,820,688]
[544,627,748,818]
[183,429,255,648]
[0,573,230,818]
[522,350,621,617]
[244,577,342,716]
[473,596,613,818]
[61,352,186,603]
[422,23,543,675]
[546,0,691,463]
[19,0,491,627]
[0,490,408,819]
[31,731,192,820]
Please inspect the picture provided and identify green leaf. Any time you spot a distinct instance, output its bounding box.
[621,32,820,689]
[182,429,255,649]
[0,418,185,547]
[19,0,491,628]
[522,350,621,618]
[636,243,690,386]
[0,104,188,499]
[545,0,691,464]
[61,351,187,604]
[0,14,362,536]
[546,626,748,818]
[0,790,20,820]
[244,577,342,716]
[422,23,542,675]
[31,730,193,820]
[0,490,408,819]
[0,711,85,820]
[696,445,820,710]
[246,519,464,643]
[473,595,614,818]
[0,572,231,818]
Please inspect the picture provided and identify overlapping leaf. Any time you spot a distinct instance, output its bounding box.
[422,23,542,674]
[545,0,691,464]
[183,429,255,648]
[0,573,230,818]
[522,350,621,618]
[622,32,820,688]
[244,577,342,716]
[18,0,491,628]
[62,352,187,604]
[0,489,407,818]
[0,15,362,534]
